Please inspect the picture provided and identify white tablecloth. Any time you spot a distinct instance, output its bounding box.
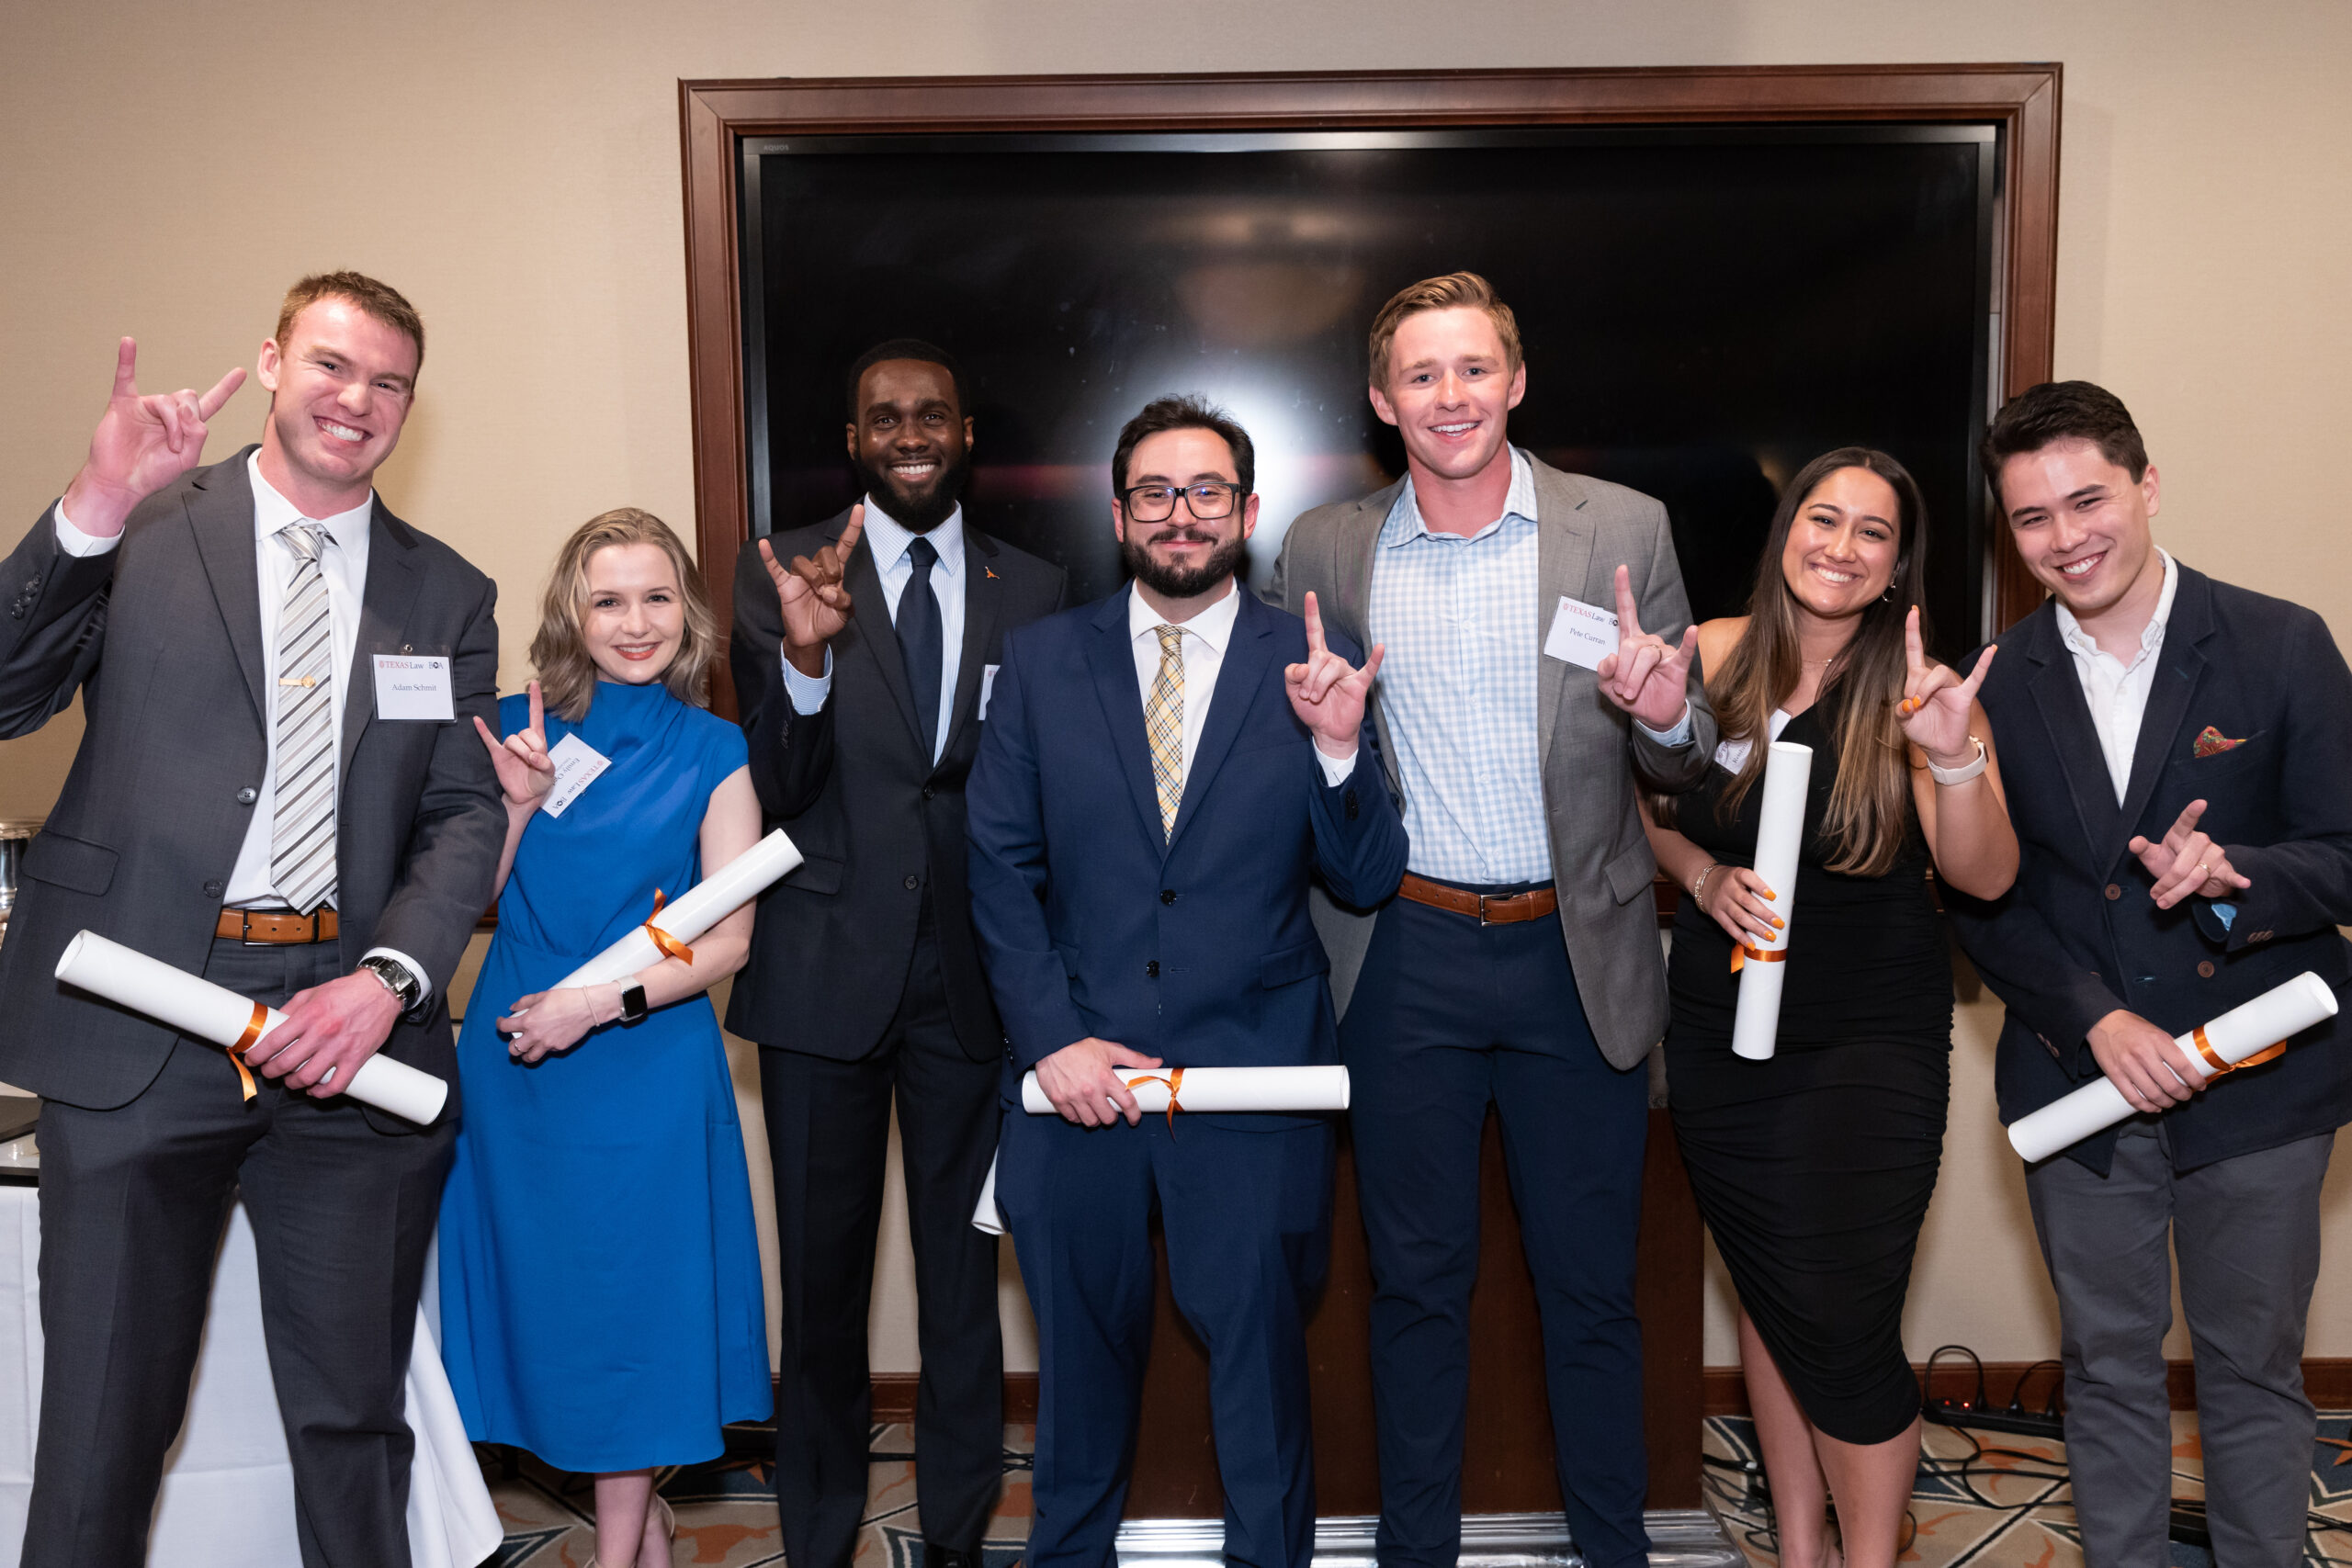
[0,1148,502,1567]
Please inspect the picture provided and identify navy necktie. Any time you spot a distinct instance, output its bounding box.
[897,535,944,760]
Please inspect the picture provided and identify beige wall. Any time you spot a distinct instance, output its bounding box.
[4,0,2348,1376]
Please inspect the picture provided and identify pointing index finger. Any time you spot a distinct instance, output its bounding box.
[111,337,139,400]
[1612,565,1644,639]
[838,503,865,558]
[526,677,544,737]
[1905,605,1927,676]
[1303,590,1328,656]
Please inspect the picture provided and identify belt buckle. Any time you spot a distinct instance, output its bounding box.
[1477,892,1498,927]
[238,909,263,945]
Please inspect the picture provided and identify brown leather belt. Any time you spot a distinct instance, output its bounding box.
[215,908,340,944]
[1398,874,1559,925]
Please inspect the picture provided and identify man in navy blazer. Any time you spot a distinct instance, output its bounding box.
[1949,381,2352,1568]
[967,395,1408,1568]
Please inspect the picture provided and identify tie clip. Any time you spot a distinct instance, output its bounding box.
[277,676,318,688]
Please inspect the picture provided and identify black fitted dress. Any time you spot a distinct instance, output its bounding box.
[1665,697,1951,1446]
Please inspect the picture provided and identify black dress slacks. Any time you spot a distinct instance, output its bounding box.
[760,905,1004,1568]
[25,937,454,1568]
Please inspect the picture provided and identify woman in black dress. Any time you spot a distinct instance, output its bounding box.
[1644,449,2018,1568]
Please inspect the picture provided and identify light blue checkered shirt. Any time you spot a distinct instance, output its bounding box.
[1369,448,1553,886]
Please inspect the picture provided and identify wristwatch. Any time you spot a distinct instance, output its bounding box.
[616,980,650,1028]
[357,954,424,1012]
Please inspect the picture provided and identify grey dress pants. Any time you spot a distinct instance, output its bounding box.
[2025,1121,2333,1568]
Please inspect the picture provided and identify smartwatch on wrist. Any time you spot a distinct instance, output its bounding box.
[616,981,650,1028]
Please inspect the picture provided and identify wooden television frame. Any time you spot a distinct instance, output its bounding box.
[676,63,2060,1516]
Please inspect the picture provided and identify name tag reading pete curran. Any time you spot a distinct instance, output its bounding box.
[371,654,455,722]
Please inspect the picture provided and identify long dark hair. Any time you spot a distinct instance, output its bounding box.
[1693,446,1931,877]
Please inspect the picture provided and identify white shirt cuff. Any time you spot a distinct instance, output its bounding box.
[780,645,833,714]
[1634,701,1693,748]
[362,945,435,1009]
[51,500,120,558]
[1314,745,1359,787]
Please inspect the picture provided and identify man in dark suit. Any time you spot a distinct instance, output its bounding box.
[967,394,1408,1568]
[0,274,503,1567]
[1950,380,2352,1568]
[728,340,1064,1568]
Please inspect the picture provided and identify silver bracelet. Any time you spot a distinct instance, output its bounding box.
[1690,862,1722,914]
[1928,735,1988,786]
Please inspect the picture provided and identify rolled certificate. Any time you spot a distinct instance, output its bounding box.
[548,828,803,990]
[971,1151,1006,1235]
[53,930,449,1123]
[1019,1063,1350,1115]
[2007,971,2338,1163]
[1729,741,1814,1061]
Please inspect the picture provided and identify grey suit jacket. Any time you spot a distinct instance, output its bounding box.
[0,447,504,1122]
[1269,455,1715,1069]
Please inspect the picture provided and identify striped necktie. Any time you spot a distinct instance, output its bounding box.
[270,523,338,914]
[1146,624,1185,840]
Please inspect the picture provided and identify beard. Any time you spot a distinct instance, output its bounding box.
[1122,525,1249,601]
[854,444,972,535]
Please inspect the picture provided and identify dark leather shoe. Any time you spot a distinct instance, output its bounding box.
[924,1545,984,1568]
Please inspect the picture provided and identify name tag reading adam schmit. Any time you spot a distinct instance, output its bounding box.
[371,654,455,722]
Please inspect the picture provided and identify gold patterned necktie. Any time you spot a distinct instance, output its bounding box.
[1146,624,1185,840]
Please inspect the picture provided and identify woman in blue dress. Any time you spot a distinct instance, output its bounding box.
[438,508,770,1568]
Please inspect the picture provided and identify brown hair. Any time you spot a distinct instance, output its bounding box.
[1667,447,1930,878]
[529,509,718,722]
[1367,271,1522,389]
[275,271,426,377]
[1111,392,1255,497]
[1981,378,2149,494]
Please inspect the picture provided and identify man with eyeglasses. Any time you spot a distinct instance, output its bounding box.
[967,394,1407,1568]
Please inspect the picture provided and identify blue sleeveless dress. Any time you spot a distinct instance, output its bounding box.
[437,679,771,1472]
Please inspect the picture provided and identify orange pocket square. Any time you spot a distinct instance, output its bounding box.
[2193,726,2246,758]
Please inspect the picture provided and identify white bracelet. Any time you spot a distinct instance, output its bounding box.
[1928,735,1988,786]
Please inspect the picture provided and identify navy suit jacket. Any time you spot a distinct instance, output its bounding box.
[966,584,1408,1102]
[1948,563,2352,1175]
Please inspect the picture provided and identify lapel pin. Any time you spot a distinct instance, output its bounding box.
[985,566,999,580]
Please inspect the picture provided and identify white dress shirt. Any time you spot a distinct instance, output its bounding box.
[54,454,432,999]
[2054,549,2179,803]
[1125,581,1355,790]
[779,499,966,763]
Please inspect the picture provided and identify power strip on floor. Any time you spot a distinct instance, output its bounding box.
[1921,1397,2065,1440]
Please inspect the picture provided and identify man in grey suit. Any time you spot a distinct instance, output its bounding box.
[0,273,503,1567]
[1270,272,1713,1568]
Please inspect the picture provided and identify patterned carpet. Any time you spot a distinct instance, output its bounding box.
[479,1410,2352,1565]
[1702,1410,2352,1567]
[481,1423,1035,1568]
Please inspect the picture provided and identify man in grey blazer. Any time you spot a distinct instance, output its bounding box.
[0,274,503,1567]
[1270,273,1713,1568]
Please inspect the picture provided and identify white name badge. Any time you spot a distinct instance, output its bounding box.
[370,654,454,721]
[1543,595,1617,671]
[539,732,612,819]
[978,664,1001,720]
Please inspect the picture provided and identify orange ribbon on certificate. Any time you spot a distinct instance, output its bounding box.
[1730,944,1788,975]
[225,1001,268,1101]
[2189,1024,2287,1077]
[1125,1066,1187,1132]
[643,890,695,966]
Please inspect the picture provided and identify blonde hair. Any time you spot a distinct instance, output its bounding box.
[1367,271,1523,389]
[530,509,718,722]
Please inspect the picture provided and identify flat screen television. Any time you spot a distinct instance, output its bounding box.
[740,126,1997,655]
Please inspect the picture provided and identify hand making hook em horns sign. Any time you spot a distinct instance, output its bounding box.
[1894,605,1995,766]
[62,337,249,539]
[1283,591,1384,760]
[763,502,865,677]
[473,678,556,809]
[1594,564,1700,731]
